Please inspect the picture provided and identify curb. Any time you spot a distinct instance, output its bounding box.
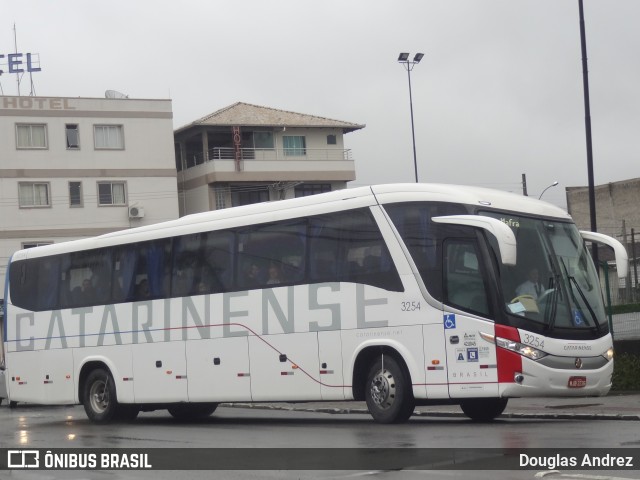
[222,403,640,421]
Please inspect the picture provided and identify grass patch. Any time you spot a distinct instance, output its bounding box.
[610,303,640,315]
[611,352,640,391]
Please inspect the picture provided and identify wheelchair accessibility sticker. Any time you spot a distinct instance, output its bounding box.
[467,348,479,362]
[444,314,456,329]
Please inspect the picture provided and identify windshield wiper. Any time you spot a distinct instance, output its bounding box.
[544,274,560,331]
[570,276,600,333]
[559,259,600,332]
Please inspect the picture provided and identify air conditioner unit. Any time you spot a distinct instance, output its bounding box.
[128,206,145,219]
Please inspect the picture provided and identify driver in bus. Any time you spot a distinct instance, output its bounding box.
[516,268,545,300]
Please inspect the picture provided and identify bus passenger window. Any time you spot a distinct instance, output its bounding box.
[171,232,229,297]
[61,249,113,308]
[237,220,306,290]
[308,209,403,292]
[199,231,233,294]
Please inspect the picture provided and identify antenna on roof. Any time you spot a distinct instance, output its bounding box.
[105,90,129,99]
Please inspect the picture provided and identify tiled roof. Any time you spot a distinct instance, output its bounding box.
[175,102,365,133]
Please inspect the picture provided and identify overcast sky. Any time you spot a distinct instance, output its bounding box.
[3,0,639,210]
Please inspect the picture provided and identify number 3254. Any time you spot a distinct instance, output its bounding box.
[401,301,421,312]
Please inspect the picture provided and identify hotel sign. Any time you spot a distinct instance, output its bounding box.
[1,97,76,110]
[0,53,41,75]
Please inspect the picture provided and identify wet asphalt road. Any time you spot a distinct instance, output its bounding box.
[1,404,638,480]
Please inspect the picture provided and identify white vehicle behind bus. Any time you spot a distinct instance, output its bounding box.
[1,184,627,423]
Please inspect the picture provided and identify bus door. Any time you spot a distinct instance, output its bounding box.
[442,239,498,398]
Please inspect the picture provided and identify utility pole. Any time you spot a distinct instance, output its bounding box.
[578,0,598,268]
[632,228,638,302]
[522,174,528,196]
[622,221,630,301]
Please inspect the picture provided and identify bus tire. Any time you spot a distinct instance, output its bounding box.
[168,403,218,421]
[460,398,508,422]
[83,368,119,424]
[116,404,140,422]
[365,355,415,424]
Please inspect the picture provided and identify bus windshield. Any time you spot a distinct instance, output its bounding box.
[482,212,607,334]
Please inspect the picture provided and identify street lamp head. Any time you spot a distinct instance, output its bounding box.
[538,181,560,200]
[396,51,422,182]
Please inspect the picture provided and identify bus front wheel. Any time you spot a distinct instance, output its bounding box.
[460,398,508,422]
[83,368,119,424]
[365,355,415,424]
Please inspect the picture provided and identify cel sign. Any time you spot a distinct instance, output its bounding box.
[0,53,41,75]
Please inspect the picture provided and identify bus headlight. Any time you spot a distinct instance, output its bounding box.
[601,348,614,362]
[495,337,548,361]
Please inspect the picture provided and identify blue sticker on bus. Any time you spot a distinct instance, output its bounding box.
[467,348,479,362]
[444,314,456,329]
[572,310,585,326]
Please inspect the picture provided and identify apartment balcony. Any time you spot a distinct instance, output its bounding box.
[178,147,356,184]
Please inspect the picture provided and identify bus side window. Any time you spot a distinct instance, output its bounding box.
[309,209,403,292]
[170,232,230,297]
[444,240,490,317]
[385,202,468,300]
[142,240,171,300]
[113,249,137,303]
[199,231,233,294]
[9,259,38,311]
[237,220,306,289]
[36,257,61,311]
[63,249,112,308]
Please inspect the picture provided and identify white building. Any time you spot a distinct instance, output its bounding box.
[173,102,364,215]
[0,95,180,292]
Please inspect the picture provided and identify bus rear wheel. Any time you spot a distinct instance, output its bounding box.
[168,403,218,421]
[365,356,415,424]
[460,398,508,422]
[83,368,119,424]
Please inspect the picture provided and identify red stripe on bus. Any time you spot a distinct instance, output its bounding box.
[494,324,522,383]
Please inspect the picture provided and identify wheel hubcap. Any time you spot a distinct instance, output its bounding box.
[370,368,396,410]
[89,380,109,413]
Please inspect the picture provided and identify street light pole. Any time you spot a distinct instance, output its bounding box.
[398,52,424,183]
[578,0,599,268]
[538,181,559,200]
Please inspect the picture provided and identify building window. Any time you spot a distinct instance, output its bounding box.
[66,124,80,149]
[295,184,332,197]
[69,181,83,207]
[23,242,53,249]
[19,182,51,207]
[327,134,337,145]
[94,125,124,149]
[283,136,306,156]
[231,186,269,207]
[98,181,126,206]
[215,187,228,210]
[254,132,274,149]
[16,124,47,149]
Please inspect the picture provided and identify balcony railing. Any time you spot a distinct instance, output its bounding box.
[181,147,353,169]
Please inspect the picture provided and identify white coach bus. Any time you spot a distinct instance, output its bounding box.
[1,184,628,424]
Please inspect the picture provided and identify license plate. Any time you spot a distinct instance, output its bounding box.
[568,376,587,388]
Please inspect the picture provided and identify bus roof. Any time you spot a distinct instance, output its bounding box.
[12,183,571,260]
